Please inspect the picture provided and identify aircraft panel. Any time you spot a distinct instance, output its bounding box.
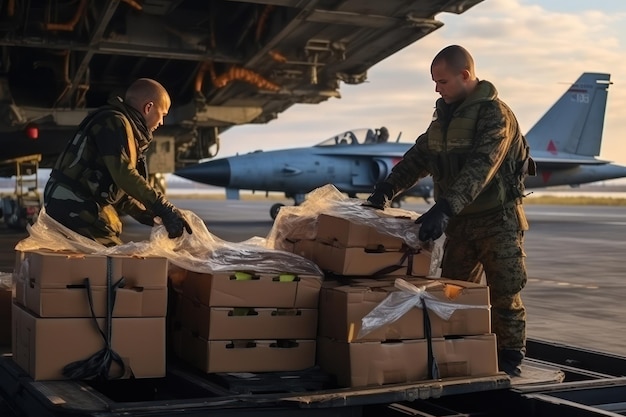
[0,0,484,175]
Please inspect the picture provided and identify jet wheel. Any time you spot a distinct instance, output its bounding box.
[270,203,284,220]
[391,200,401,208]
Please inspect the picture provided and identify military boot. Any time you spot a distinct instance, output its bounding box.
[498,348,525,377]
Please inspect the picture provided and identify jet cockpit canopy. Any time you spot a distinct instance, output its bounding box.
[315,127,390,147]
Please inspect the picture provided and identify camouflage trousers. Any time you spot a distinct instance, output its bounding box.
[46,197,124,247]
[441,230,527,350]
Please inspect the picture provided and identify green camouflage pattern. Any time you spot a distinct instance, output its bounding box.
[383,79,530,353]
[386,80,531,216]
[441,229,527,350]
[44,97,159,246]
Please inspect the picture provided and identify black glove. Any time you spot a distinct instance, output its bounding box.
[152,195,192,238]
[363,182,395,210]
[131,210,156,227]
[415,199,452,242]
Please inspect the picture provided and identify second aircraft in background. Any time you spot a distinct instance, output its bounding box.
[175,73,626,219]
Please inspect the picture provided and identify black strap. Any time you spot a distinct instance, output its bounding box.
[49,108,128,197]
[423,298,439,380]
[371,247,419,277]
[49,169,93,199]
[62,257,131,380]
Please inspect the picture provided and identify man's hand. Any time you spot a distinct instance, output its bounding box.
[132,210,156,227]
[415,199,452,242]
[363,182,395,210]
[152,196,193,238]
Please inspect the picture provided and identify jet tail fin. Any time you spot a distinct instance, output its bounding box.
[525,73,611,157]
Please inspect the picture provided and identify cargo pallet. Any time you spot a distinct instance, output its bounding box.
[0,338,625,417]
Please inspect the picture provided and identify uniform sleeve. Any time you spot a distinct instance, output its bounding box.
[93,114,161,208]
[115,195,155,226]
[385,132,431,195]
[443,102,515,215]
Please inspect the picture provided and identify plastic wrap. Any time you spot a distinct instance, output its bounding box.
[15,184,444,277]
[0,272,11,290]
[15,208,323,276]
[357,278,490,339]
[266,184,444,276]
[266,185,348,250]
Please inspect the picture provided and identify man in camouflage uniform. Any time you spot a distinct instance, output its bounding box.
[44,78,191,246]
[365,45,535,377]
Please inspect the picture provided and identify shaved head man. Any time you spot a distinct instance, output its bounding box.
[44,78,191,246]
[365,45,534,377]
[125,78,171,132]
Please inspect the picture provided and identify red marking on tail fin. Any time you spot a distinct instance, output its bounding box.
[547,140,558,155]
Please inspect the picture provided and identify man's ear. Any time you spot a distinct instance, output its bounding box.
[460,69,471,81]
[144,101,153,114]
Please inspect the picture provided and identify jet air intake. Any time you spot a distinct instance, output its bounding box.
[371,158,391,182]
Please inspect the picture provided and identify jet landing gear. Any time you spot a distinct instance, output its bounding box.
[270,193,305,220]
[0,154,42,229]
[270,203,283,220]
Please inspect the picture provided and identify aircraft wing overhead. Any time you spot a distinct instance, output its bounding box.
[0,0,483,175]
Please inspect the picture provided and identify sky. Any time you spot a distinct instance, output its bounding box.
[218,0,626,174]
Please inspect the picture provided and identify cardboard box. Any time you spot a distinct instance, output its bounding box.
[111,255,169,288]
[318,278,491,342]
[18,251,109,287]
[12,303,166,380]
[318,334,498,387]
[176,328,315,373]
[16,251,168,289]
[292,239,317,259]
[316,213,407,250]
[181,271,322,308]
[271,211,317,244]
[313,241,430,277]
[16,252,168,318]
[179,297,318,340]
[24,286,168,318]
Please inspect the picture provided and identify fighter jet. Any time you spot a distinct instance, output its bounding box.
[175,72,626,219]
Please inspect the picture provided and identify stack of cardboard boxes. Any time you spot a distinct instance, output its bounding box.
[169,268,323,373]
[8,209,498,387]
[12,250,168,380]
[281,212,499,387]
[317,278,497,387]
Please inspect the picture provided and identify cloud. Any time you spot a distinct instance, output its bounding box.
[221,0,626,167]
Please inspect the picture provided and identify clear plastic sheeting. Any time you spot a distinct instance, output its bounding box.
[266,184,444,276]
[266,185,349,248]
[358,278,490,339]
[15,208,323,276]
[268,184,422,249]
[0,273,11,290]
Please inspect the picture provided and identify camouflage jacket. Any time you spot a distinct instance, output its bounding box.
[44,96,159,220]
[386,80,531,236]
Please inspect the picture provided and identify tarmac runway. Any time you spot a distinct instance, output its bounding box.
[3,199,625,356]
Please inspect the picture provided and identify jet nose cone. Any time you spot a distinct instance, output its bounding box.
[174,159,231,187]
